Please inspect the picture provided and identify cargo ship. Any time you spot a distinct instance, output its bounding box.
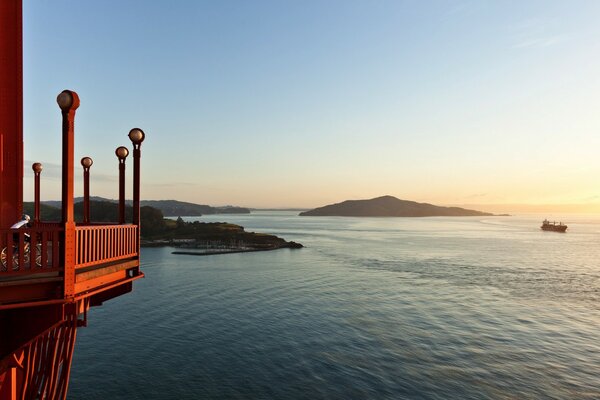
[541,219,567,232]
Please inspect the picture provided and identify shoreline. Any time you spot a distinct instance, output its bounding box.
[172,247,292,256]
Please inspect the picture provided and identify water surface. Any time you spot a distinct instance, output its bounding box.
[69,212,600,399]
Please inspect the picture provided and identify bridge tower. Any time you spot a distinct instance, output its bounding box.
[0,2,145,399]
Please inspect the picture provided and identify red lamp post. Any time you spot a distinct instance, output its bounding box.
[32,162,43,224]
[128,128,145,227]
[115,146,129,224]
[58,90,80,298]
[81,157,93,224]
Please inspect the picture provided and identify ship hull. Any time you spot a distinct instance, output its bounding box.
[541,225,567,232]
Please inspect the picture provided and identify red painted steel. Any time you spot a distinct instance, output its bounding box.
[117,155,127,224]
[32,163,42,224]
[74,225,137,268]
[0,226,63,275]
[1,225,139,275]
[129,128,145,231]
[0,3,145,397]
[83,169,90,224]
[0,0,23,229]
[0,306,79,400]
[81,157,92,225]
[58,91,79,300]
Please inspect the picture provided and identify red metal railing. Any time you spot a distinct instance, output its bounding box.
[0,226,63,275]
[74,225,138,268]
[1,224,139,276]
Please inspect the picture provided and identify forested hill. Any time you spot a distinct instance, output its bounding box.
[141,200,249,216]
[25,200,142,226]
[42,197,249,216]
[299,195,494,217]
[23,200,300,248]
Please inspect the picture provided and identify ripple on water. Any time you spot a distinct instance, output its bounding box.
[70,214,600,399]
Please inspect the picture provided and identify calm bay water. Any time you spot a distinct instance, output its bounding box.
[69,212,600,399]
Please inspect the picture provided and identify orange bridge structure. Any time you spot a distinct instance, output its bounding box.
[0,2,146,399]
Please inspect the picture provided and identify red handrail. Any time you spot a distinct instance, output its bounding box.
[1,223,139,276]
[74,224,138,268]
[0,226,63,275]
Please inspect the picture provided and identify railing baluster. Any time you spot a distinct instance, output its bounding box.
[6,231,13,270]
[52,231,59,268]
[118,228,122,257]
[82,229,86,265]
[111,228,115,259]
[99,228,103,261]
[31,229,38,269]
[89,229,93,263]
[18,232,24,270]
[87,229,91,264]
[75,228,80,265]
[93,229,97,263]
[104,228,108,260]
[79,229,83,265]
[41,231,48,269]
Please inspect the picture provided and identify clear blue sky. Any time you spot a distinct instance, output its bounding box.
[22,1,600,210]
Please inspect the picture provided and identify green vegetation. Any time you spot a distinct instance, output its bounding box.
[24,200,302,250]
[43,197,250,216]
[143,216,301,249]
[140,200,249,216]
[23,202,62,221]
[24,200,132,224]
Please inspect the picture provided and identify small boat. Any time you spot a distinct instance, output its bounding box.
[541,219,567,232]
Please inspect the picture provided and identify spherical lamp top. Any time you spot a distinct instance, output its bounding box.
[115,146,129,160]
[56,90,80,111]
[81,157,93,168]
[56,91,72,110]
[128,128,145,145]
[32,163,43,174]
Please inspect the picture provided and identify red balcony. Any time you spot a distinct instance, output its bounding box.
[0,90,145,312]
[0,220,142,312]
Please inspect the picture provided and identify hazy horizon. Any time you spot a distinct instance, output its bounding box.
[23,192,600,215]
[21,1,600,211]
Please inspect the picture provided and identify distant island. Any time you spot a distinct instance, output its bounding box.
[43,197,250,216]
[24,200,301,253]
[299,195,494,217]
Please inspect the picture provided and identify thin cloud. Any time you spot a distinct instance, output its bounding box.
[579,195,600,202]
[511,34,568,49]
[509,17,570,49]
[24,160,117,182]
[464,193,488,199]
[145,181,198,188]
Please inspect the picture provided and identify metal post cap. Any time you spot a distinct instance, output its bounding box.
[81,157,93,168]
[32,162,43,173]
[128,128,145,144]
[56,90,80,111]
[115,146,129,159]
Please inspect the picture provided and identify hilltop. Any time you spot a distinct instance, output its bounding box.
[42,197,249,216]
[299,195,493,217]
